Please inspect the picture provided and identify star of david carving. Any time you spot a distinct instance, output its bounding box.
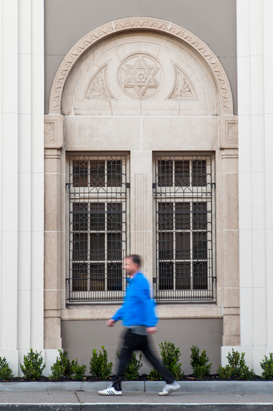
[120,54,160,98]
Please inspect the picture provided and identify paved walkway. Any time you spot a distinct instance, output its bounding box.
[1,390,273,410]
[1,382,273,409]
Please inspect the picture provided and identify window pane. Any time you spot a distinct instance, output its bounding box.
[68,154,128,302]
[107,160,122,187]
[158,160,173,187]
[158,202,173,231]
[176,262,191,290]
[89,264,105,291]
[159,232,173,260]
[159,262,173,290]
[90,233,105,261]
[193,261,207,289]
[176,232,190,259]
[73,233,88,260]
[193,202,207,230]
[73,160,88,187]
[90,203,105,231]
[73,203,88,231]
[192,160,207,186]
[175,203,190,230]
[154,154,213,302]
[107,233,122,261]
[72,263,88,291]
[107,203,122,231]
[175,160,190,186]
[107,263,122,291]
[193,232,207,259]
[90,160,105,187]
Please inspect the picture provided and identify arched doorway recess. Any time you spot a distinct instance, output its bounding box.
[44,18,238,361]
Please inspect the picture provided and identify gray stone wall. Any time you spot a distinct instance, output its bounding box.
[62,319,223,375]
[45,0,237,114]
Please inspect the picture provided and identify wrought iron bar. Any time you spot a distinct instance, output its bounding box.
[154,154,215,302]
[67,154,128,303]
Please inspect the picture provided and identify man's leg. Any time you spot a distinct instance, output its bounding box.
[140,335,174,384]
[111,329,136,390]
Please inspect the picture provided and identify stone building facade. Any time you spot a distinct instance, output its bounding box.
[0,0,272,375]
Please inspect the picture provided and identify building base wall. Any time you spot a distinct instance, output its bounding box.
[62,319,223,375]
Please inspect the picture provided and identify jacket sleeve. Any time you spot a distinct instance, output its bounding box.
[111,303,125,322]
[142,279,158,327]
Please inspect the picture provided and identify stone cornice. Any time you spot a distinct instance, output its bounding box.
[48,17,233,115]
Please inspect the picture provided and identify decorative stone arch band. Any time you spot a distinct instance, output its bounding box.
[49,17,233,115]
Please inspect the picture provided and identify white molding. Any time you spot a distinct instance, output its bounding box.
[0,0,44,357]
[237,0,273,372]
[0,0,19,351]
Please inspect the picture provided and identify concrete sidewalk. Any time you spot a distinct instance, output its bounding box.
[1,390,273,410]
[1,382,273,410]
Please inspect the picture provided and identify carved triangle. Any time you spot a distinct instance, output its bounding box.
[86,63,115,100]
[168,63,194,99]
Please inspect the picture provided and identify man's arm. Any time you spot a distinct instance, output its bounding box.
[146,326,157,334]
[106,302,125,327]
[142,280,158,328]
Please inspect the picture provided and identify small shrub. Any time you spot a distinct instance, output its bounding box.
[260,353,273,380]
[20,349,46,381]
[116,352,142,381]
[217,364,234,380]
[217,349,255,380]
[49,349,73,380]
[260,352,273,380]
[0,357,14,381]
[148,341,183,381]
[90,346,113,379]
[71,360,87,381]
[147,367,161,381]
[190,345,212,380]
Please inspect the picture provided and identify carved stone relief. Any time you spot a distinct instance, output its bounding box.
[168,63,194,99]
[44,115,64,149]
[226,121,238,145]
[45,122,55,143]
[49,17,233,115]
[119,53,161,98]
[86,63,115,100]
[62,31,218,116]
[219,117,238,149]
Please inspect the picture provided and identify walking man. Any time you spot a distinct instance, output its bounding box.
[98,254,180,396]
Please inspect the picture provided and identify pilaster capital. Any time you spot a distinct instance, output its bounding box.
[44,115,64,149]
[220,116,238,150]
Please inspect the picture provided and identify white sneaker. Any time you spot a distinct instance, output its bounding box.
[97,385,122,396]
[158,380,181,396]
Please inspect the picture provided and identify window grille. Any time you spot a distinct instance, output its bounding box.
[67,154,128,303]
[154,154,215,302]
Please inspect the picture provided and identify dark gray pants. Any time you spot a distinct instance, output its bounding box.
[112,329,174,390]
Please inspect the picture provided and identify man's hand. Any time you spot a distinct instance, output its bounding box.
[146,327,157,334]
[107,319,115,327]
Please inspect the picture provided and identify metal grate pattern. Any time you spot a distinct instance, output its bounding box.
[154,154,215,302]
[67,154,128,303]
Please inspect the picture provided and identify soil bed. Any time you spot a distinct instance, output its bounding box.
[1,373,265,383]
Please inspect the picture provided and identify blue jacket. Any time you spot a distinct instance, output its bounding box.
[112,272,158,327]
